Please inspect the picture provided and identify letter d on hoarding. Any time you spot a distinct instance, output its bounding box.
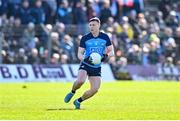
[17,66,28,78]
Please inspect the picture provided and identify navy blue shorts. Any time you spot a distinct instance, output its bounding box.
[79,62,101,76]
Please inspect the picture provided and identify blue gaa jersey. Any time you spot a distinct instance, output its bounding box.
[80,32,112,68]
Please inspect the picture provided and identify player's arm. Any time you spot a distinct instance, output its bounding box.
[77,47,85,61]
[106,45,115,58]
[101,45,115,62]
[101,34,115,62]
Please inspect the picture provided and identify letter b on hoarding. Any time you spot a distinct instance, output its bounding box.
[0,66,12,78]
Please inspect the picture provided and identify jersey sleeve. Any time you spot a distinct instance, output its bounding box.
[105,34,112,46]
[80,36,86,48]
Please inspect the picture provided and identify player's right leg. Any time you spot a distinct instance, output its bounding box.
[64,69,87,103]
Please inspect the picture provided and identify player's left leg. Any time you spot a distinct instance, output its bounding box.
[74,76,101,109]
[64,69,87,103]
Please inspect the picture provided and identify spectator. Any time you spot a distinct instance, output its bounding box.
[30,0,45,24]
[15,48,27,64]
[128,10,138,27]
[22,22,36,50]
[2,16,15,40]
[60,34,77,63]
[141,44,149,65]
[155,11,166,29]
[60,54,69,64]
[73,1,87,24]
[100,0,112,24]
[43,0,57,14]
[90,0,101,17]
[16,0,33,24]
[27,48,40,64]
[110,0,120,20]
[165,10,179,29]
[164,37,177,58]
[148,41,160,64]
[8,0,21,17]
[50,32,61,54]
[162,27,177,58]
[73,1,88,34]
[40,24,53,48]
[42,0,56,24]
[0,0,8,16]
[101,17,114,31]
[39,49,49,64]
[137,13,148,31]
[86,0,96,20]
[120,16,134,40]
[57,0,72,24]
[158,0,172,19]
[3,51,16,64]
[12,18,23,40]
[127,44,141,64]
[50,53,60,64]
[54,22,65,41]
[161,57,176,80]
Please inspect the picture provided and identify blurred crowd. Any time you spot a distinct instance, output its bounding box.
[0,0,180,70]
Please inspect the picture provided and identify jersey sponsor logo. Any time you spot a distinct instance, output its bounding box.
[90,47,103,53]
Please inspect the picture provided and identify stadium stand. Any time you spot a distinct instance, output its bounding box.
[0,0,179,80]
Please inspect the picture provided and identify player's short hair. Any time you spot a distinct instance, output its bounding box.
[89,17,101,24]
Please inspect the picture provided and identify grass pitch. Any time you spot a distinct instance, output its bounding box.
[0,81,180,120]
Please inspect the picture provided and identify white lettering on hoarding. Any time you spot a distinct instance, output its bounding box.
[0,64,114,82]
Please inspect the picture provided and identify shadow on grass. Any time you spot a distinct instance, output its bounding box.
[46,108,84,111]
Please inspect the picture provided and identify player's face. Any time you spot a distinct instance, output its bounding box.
[89,21,100,34]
